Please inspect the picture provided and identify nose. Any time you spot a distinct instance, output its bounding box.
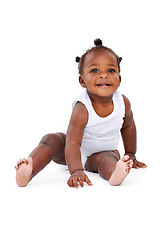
[100,72,108,78]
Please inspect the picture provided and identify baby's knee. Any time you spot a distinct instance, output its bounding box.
[40,133,65,148]
[85,153,103,172]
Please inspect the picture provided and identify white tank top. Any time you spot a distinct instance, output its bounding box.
[73,90,125,159]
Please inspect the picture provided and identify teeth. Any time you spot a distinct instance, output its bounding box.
[97,83,111,86]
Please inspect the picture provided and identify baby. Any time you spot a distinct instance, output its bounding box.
[15,39,147,188]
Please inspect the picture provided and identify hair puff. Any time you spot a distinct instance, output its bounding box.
[94,38,103,46]
[118,57,122,63]
[75,56,81,63]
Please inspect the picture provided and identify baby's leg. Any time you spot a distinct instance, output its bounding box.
[15,132,66,187]
[85,150,133,186]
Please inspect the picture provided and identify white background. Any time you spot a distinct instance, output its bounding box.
[0,0,160,239]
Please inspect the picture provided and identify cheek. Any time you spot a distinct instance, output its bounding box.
[117,78,121,85]
[83,74,94,83]
[113,74,121,82]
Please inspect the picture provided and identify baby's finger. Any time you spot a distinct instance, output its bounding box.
[84,177,93,186]
[73,178,79,188]
[132,161,139,169]
[142,163,147,168]
[78,178,84,187]
[67,178,73,187]
[137,161,147,168]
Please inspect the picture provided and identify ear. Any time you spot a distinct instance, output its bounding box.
[119,75,121,85]
[79,75,86,88]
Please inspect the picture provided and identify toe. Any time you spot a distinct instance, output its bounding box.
[27,157,33,165]
[22,158,27,163]
[129,164,133,168]
[128,160,133,168]
[17,159,22,165]
[122,155,130,162]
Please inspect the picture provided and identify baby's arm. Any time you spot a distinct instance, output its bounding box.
[121,95,147,168]
[65,102,92,188]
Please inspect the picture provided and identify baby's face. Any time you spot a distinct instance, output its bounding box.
[79,48,121,97]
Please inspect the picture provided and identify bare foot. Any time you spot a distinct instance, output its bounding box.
[109,155,133,186]
[15,157,33,187]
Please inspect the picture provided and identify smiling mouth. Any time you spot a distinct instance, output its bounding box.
[96,83,112,87]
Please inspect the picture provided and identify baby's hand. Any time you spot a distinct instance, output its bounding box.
[132,159,147,169]
[125,154,147,169]
[67,170,93,188]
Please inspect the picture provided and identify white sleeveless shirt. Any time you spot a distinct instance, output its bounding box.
[72,90,125,164]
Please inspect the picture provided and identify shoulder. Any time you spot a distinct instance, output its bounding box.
[72,90,89,110]
[66,101,88,143]
[122,94,132,114]
[122,94,134,127]
[70,101,88,128]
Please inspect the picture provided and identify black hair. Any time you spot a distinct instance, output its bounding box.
[75,38,122,74]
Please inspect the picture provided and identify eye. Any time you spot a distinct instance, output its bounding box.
[108,68,115,73]
[91,69,99,73]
